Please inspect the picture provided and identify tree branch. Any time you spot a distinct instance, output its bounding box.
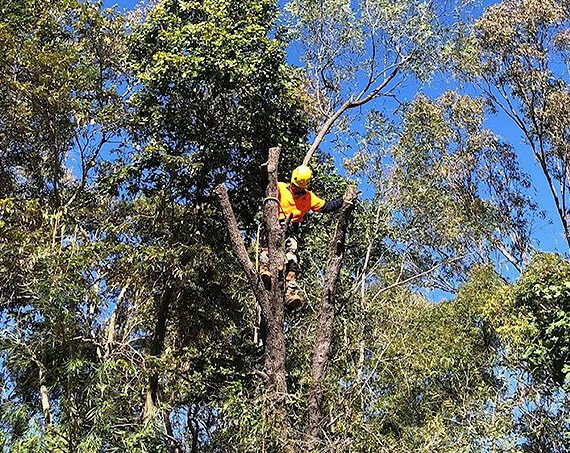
[304,185,357,449]
[303,65,401,167]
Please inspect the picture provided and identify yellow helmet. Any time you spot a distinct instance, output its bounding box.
[291,165,312,189]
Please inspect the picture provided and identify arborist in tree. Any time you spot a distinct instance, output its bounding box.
[259,164,348,309]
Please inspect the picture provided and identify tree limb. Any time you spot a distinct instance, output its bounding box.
[304,185,357,449]
[303,65,401,167]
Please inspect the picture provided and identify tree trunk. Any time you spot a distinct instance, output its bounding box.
[260,148,289,429]
[144,285,174,421]
[39,367,52,427]
[304,185,357,450]
[104,283,130,361]
[215,147,290,445]
[216,149,357,450]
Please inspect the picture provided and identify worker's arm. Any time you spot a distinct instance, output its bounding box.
[319,198,343,214]
[309,192,342,214]
[313,188,360,214]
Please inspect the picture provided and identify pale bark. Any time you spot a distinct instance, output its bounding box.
[302,66,400,167]
[357,202,384,381]
[104,282,130,361]
[39,367,52,427]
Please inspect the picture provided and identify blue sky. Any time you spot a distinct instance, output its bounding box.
[102,0,139,9]
[101,0,567,256]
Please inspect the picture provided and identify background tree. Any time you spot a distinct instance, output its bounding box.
[0,0,147,450]
[463,0,570,247]
[284,0,445,164]
[115,0,311,449]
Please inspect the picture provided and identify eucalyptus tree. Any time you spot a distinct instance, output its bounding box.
[465,0,570,247]
[0,0,128,203]
[280,0,540,449]
[285,0,445,164]
[375,92,532,286]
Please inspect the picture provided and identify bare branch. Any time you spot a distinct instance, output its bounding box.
[214,184,257,280]
[370,255,467,304]
[303,64,401,166]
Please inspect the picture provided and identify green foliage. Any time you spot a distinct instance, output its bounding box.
[307,279,509,452]
[126,0,309,227]
[390,92,532,276]
[93,0,311,449]
[0,0,127,202]
[0,0,568,451]
[345,90,533,294]
[466,0,570,245]
[515,253,570,387]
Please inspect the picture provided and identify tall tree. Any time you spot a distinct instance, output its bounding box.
[0,0,149,450]
[465,0,570,247]
[284,0,446,164]
[121,0,311,449]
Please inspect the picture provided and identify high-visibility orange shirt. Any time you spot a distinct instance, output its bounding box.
[277,181,326,223]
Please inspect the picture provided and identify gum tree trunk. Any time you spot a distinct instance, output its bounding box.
[215,147,290,444]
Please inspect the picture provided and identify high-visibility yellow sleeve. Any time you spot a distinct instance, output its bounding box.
[309,191,326,212]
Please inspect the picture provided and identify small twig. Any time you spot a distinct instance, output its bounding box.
[369,255,467,304]
[252,369,270,382]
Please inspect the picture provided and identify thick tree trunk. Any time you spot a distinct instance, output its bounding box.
[260,148,288,424]
[215,147,290,444]
[144,285,174,421]
[304,185,357,450]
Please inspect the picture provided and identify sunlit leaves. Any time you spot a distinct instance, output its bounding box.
[515,253,570,387]
[469,0,570,245]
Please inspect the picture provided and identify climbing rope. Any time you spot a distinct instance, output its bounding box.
[255,223,262,271]
[263,196,280,205]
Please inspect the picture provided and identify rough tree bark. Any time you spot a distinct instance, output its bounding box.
[304,184,357,450]
[215,147,290,443]
[217,147,357,449]
[144,285,174,421]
